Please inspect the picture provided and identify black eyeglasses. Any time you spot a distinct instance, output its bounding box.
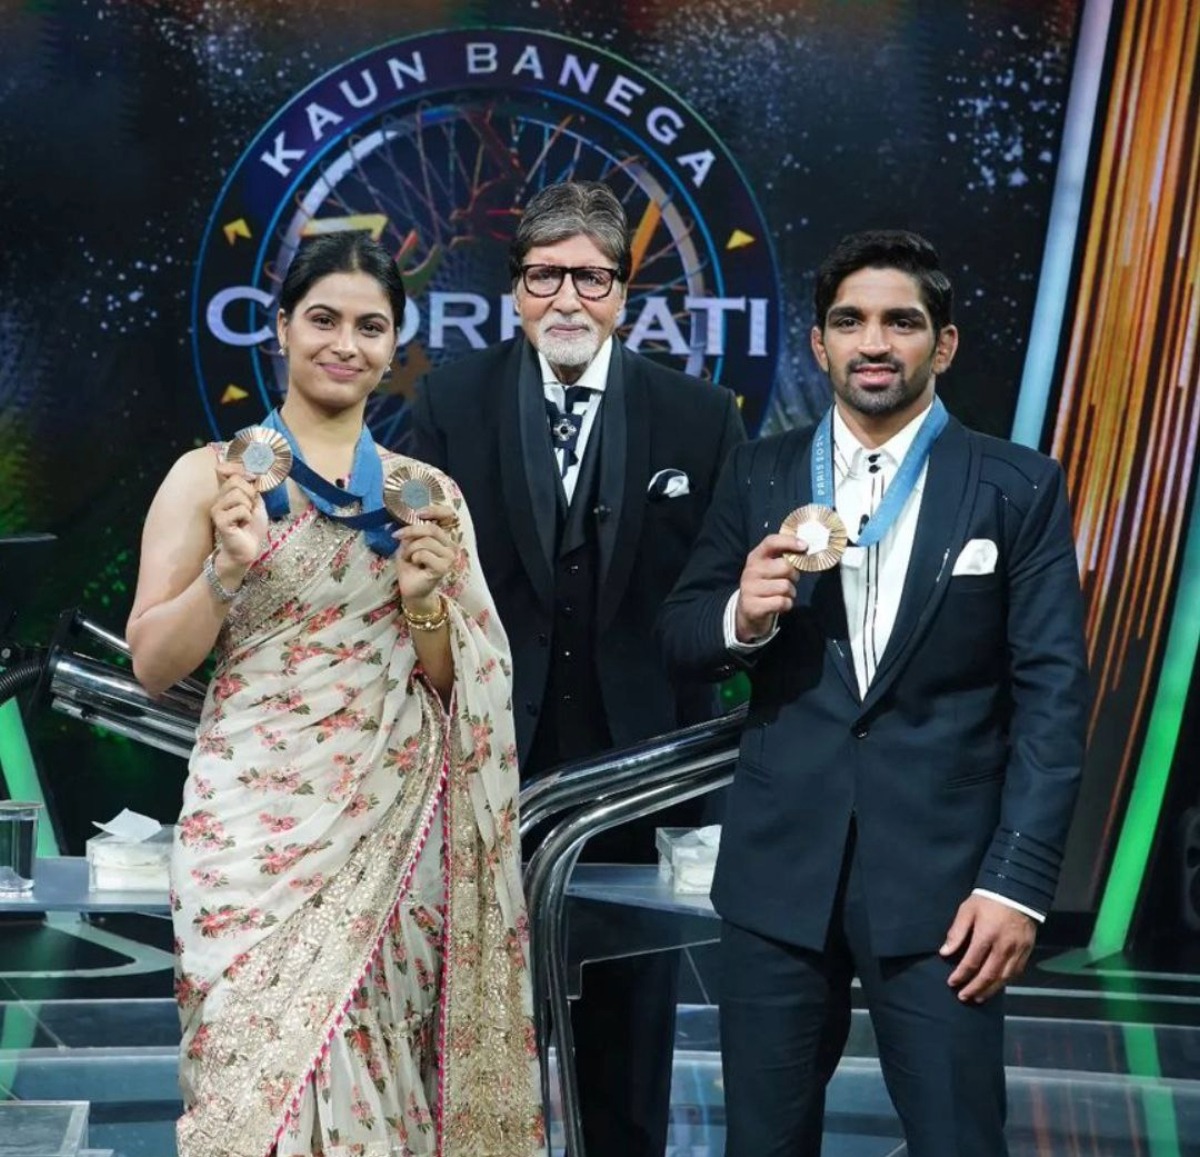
[519,264,621,300]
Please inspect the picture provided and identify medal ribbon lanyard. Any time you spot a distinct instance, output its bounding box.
[259,410,397,555]
[810,397,948,548]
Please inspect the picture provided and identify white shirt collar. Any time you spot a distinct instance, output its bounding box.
[832,397,935,476]
[538,336,613,395]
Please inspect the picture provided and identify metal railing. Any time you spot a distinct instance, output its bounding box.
[42,615,205,758]
[520,711,744,1157]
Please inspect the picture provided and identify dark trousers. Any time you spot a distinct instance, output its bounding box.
[718,829,1008,1157]
[573,950,679,1157]
[527,707,678,1157]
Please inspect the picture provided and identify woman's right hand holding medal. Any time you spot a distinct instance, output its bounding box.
[209,460,268,579]
[735,534,806,643]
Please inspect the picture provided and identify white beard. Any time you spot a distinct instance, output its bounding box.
[535,315,601,368]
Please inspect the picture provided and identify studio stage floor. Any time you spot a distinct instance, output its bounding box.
[2,906,1199,1155]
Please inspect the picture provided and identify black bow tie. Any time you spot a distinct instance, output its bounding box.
[545,385,592,477]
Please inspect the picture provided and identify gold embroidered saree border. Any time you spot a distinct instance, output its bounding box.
[437,747,547,1156]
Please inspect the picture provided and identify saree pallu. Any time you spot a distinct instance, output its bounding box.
[172,459,545,1157]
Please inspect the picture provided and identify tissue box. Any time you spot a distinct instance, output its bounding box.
[86,826,174,892]
[655,826,720,895]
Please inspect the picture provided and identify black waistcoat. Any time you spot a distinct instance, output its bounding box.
[526,421,612,772]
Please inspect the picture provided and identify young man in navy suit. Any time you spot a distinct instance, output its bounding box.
[658,230,1089,1156]
[411,181,744,1157]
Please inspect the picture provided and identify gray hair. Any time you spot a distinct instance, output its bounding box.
[509,181,632,283]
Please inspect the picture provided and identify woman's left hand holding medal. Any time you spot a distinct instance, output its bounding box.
[394,505,460,607]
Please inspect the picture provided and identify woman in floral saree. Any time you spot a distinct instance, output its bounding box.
[127,233,545,1157]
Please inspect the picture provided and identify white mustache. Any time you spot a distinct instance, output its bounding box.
[539,313,597,336]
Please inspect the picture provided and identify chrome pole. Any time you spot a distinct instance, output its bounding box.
[71,614,208,698]
[525,749,736,1157]
[52,700,196,760]
[46,650,202,754]
[519,716,743,1118]
[519,708,744,841]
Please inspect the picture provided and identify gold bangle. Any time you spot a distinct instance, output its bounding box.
[402,595,445,623]
[403,596,449,632]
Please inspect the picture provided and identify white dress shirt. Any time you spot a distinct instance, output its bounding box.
[539,337,612,504]
[722,400,1043,922]
[830,404,926,699]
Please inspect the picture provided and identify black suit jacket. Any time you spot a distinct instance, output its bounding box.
[411,336,746,766]
[657,416,1090,957]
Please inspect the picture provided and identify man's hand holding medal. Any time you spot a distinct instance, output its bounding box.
[734,505,848,643]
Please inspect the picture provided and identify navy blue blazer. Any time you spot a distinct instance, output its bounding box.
[411,337,745,765]
[657,415,1090,957]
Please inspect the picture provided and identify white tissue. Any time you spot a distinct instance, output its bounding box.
[657,825,722,894]
[675,860,716,892]
[87,811,172,890]
[93,808,162,843]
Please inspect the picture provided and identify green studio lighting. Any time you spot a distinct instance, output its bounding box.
[1091,493,1200,957]
[0,698,59,856]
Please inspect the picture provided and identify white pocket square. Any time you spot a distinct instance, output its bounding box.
[952,538,998,576]
[647,468,691,499]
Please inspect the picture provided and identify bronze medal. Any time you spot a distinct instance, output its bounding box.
[384,463,448,525]
[224,427,293,492]
[780,504,849,572]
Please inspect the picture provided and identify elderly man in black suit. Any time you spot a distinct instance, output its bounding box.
[411,180,744,1157]
[658,229,1090,1156]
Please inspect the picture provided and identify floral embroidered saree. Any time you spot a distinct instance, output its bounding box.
[171,458,545,1157]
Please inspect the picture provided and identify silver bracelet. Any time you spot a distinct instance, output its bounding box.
[202,549,240,604]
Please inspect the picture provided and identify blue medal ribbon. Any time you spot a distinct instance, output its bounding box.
[811,396,948,548]
[258,410,398,557]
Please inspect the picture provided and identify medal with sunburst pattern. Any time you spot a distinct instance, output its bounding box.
[224,427,293,491]
[384,463,447,525]
[780,505,848,572]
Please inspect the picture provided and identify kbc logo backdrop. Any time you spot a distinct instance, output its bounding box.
[196,29,781,442]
